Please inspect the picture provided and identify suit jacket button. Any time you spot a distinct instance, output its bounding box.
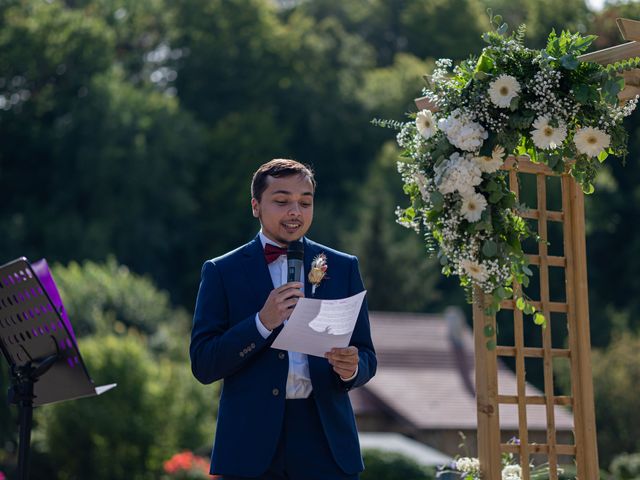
[251,342,256,349]
[239,352,245,358]
[278,352,285,360]
[272,388,279,396]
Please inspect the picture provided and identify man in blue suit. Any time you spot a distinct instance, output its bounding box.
[190,159,377,479]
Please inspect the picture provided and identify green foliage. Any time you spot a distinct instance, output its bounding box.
[360,53,434,120]
[0,363,15,453]
[592,333,640,465]
[361,449,436,480]
[341,142,455,312]
[0,0,115,112]
[482,0,590,49]
[36,334,217,480]
[51,258,192,360]
[609,453,640,480]
[400,0,489,61]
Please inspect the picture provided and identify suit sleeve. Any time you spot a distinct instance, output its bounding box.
[190,260,273,384]
[339,256,377,391]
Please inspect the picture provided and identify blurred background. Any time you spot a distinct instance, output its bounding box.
[1,0,640,478]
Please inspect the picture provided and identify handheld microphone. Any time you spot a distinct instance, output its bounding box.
[287,241,304,283]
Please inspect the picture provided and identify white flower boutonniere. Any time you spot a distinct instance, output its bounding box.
[308,253,328,296]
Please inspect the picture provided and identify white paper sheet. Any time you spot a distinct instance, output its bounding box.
[270,291,366,357]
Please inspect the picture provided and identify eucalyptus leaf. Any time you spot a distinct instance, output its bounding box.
[597,150,609,163]
[489,191,504,203]
[560,54,579,70]
[483,324,495,337]
[431,191,445,211]
[482,240,498,257]
[534,312,546,326]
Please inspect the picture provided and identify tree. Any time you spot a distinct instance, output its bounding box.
[51,258,192,360]
[0,0,209,307]
[400,0,490,61]
[357,53,435,121]
[481,0,590,49]
[37,334,217,480]
[341,142,459,312]
[591,332,640,465]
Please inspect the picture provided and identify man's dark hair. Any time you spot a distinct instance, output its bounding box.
[251,159,316,201]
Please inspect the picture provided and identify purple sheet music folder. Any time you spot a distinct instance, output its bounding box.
[31,259,77,346]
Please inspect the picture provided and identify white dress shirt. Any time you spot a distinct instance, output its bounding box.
[255,231,313,399]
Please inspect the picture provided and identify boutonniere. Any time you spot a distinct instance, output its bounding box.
[308,253,328,296]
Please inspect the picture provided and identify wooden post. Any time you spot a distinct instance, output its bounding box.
[472,289,502,478]
[566,181,600,479]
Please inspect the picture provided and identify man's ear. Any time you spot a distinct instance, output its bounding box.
[251,198,260,218]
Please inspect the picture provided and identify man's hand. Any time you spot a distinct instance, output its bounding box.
[325,346,359,379]
[258,282,304,331]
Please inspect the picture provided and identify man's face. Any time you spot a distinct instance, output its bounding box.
[251,174,314,246]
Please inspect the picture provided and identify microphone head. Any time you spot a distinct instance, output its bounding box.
[287,241,304,261]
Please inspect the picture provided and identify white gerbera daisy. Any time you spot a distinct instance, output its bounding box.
[502,464,522,480]
[488,74,521,108]
[531,116,567,150]
[574,126,611,157]
[415,109,437,139]
[475,145,506,173]
[460,192,487,222]
[460,258,489,282]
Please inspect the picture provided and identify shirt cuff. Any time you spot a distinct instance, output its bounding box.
[255,313,272,339]
[340,366,358,382]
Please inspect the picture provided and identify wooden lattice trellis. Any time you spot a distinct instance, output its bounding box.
[472,156,598,480]
[413,18,640,480]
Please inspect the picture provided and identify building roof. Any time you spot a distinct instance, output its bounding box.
[350,310,574,431]
[359,432,452,466]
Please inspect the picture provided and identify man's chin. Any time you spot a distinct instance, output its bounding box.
[278,231,305,245]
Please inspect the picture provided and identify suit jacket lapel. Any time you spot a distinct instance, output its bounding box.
[242,236,274,308]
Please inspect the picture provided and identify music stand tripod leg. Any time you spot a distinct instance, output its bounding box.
[8,354,58,480]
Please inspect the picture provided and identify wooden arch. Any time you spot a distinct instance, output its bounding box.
[414,18,640,480]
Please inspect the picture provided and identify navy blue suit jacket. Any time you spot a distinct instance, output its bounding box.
[190,236,377,477]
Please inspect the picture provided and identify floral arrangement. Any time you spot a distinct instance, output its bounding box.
[162,451,213,480]
[374,12,639,326]
[438,439,560,479]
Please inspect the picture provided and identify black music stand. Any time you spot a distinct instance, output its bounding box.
[0,257,116,480]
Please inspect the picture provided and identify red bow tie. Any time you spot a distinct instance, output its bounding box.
[264,244,288,264]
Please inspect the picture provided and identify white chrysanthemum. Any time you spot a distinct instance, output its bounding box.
[455,457,480,473]
[415,109,437,140]
[574,126,611,157]
[502,464,522,480]
[460,259,489,283]
[488,74,521,108]
[460,192,487,222]
[531,116,567,150]
[475,145,506,173]
[438,109,488,151]
[436,152,483,196]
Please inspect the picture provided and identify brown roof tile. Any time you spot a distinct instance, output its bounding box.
[351,310,574,431]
